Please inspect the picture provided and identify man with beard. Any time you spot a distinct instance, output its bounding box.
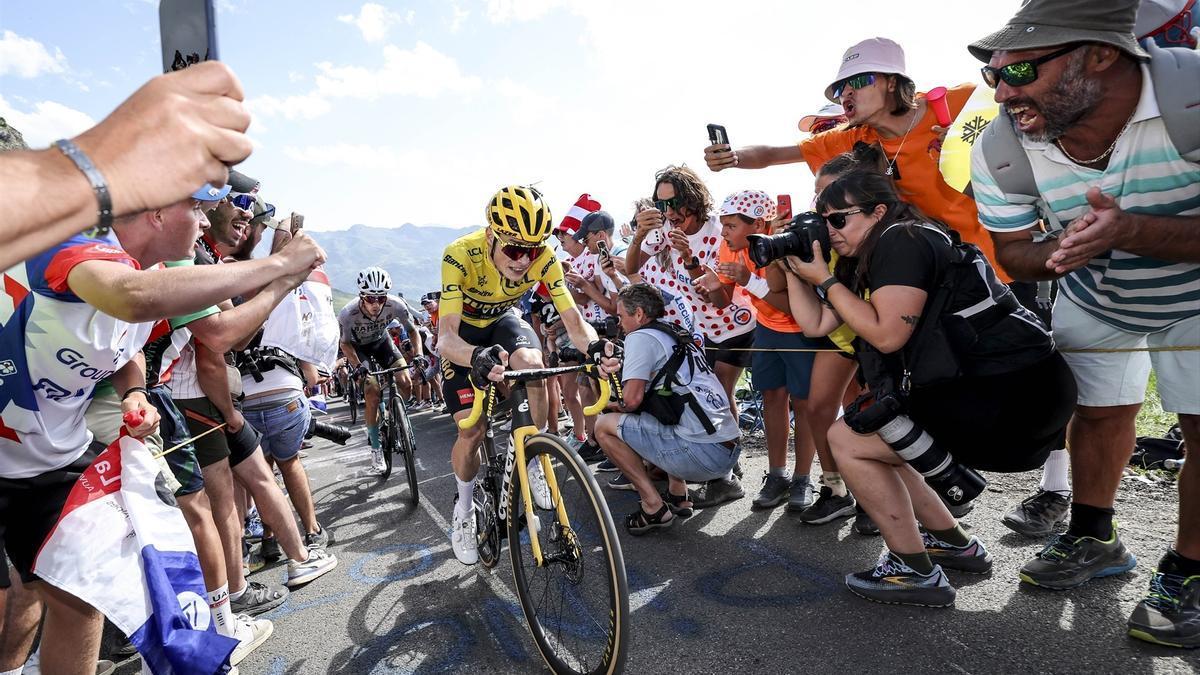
[970,0,1200,648]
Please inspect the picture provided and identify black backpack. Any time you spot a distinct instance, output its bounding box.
[634,321,717,434]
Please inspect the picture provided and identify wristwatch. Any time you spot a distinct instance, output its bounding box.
[818,276,840,294]
[683,256,700,271]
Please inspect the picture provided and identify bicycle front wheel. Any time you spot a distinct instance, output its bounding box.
[347,377,359,425]
[508,434,629,675]
[379,402,394,480]
[390,395,419,506]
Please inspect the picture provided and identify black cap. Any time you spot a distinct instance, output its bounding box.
[572,210,615,241]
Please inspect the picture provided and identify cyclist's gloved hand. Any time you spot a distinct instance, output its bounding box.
[353,363,370,378]
[470,344,507,388]
[413,355,430,371]
[587,339,623,377]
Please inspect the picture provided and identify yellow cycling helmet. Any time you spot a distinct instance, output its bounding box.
[486,185,553,245]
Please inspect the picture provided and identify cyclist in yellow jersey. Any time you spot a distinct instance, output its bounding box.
[438,185,621,565]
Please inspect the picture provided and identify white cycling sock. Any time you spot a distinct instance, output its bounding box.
[455,476,475,516]
[1039,449,1071,495]
[207,584,234,638]
[769,466,788,478]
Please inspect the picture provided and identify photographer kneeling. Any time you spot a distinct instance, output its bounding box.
[594,284,742,536]
[782,171,1075,607]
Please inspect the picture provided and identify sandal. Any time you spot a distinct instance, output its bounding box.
[663,491,694,518]
[625,502,675,536]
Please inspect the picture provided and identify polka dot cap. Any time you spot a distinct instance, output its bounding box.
[718,190,776,221]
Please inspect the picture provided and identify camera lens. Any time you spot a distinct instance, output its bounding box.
[307,418,351,445]
[876,414,986,505]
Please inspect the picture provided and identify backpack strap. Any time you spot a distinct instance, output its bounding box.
[1146,41,1200,163]
[978,112,1064,235]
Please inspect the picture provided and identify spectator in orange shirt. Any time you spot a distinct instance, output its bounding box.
[703,37,1009,283]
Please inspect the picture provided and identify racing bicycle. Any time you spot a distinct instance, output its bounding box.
[338,361,361,425]
[367,358,419,505]
[458,363,629,675]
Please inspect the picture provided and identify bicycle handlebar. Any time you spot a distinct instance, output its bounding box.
[457,364,617,430]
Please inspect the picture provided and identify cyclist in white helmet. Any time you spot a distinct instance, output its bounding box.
[337,266,425,472]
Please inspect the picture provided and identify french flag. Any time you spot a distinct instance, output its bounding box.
[34,434,238,674]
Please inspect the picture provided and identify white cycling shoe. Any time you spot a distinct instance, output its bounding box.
[527,457,554,510]
[451,505,479,565]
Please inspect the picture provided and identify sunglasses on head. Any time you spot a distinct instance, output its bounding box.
[824,208,865,229]
[831,73,877,99]
[980,44,1080,89]
[654,196,684,212]
[498,241,545,261]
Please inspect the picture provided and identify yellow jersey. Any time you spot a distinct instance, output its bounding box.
[440,229,576,328]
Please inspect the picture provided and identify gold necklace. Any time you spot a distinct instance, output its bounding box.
[1055,108,1137,166]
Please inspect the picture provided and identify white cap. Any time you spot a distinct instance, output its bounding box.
[799,102,847,132]
[824,37,908,102]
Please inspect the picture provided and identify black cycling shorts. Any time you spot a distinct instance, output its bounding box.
[441,312,540,415]
[704,330,755,369]
[353,336,406,371]
[907,352,1076,473]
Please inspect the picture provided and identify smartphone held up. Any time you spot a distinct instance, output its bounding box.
[706,123,729,147]
[160,0,219,73]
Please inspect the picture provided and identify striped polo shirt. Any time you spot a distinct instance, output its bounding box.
[971,64,1200,333]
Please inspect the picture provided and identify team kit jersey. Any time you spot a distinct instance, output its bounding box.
[640,215,756,342]
[0,234,161,479]
[338,295,413,346]
[440,228,576,327]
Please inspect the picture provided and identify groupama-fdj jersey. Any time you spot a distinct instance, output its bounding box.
[337,295,412,346]
[440,228,575,328]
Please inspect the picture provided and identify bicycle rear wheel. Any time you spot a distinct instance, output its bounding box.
[390,394,419,505]
[507,434,629,675]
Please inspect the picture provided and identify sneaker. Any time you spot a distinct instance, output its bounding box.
[689,476,745,509]
[798,486,857,524]
[526,458,554,510]
[229,581,289,616]
[451,506,479,565]
[369,448,386,474]
[1001,489,1070,538]
[304,524,331,549]
[751,473,791,510]
[230,614,273,665]
[607,472,637,491]
[732,460,744,480]
[411,400,430,411]
[1127,571,1200,648]
[577,440,605,463]
[243,510,263,542]
[595,458,619,473]
[260,536,282,563]
[786,477,815,512]
[243,552,264,574]
[922,531,993,574]
[845,551,956,607]
[853,504,880,536]
[1019,528,1137,590]
[286,548,338,588]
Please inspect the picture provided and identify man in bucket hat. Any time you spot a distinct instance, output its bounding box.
[969,0,1200,648]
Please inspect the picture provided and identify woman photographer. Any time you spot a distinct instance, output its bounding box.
[782,171,1075,607]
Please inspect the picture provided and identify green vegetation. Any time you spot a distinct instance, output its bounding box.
[1135,371,1176,438]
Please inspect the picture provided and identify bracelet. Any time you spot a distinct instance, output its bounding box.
[818,276,840,294]
[743,274,771,298]
[122,386,148,401]
[55,139,114,232]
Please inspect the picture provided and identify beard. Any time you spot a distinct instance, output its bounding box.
[1008,52,1103,143]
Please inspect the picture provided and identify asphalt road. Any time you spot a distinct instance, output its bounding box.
[178,399,1196,674]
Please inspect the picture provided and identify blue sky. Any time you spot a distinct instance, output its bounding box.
[2,0,1020,232]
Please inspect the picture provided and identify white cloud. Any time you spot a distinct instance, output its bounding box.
[283,143,420,170]
[448,3,470,32]
[338,3,412,43]
[247,93,333,122]
[0,94,95,148]
[492,77,558,125]
[0,30,68,78]
[314,41,481,100]
[484,0,565,23]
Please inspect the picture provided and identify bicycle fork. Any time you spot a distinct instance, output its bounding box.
[506,386,572,568]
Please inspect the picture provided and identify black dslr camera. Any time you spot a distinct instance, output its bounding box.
[843,388,986,506]
[590,316,621,339]
[746,211,831,268]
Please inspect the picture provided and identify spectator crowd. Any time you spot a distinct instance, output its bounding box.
[0,0,1197,671]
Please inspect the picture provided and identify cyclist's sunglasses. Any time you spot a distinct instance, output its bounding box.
[980,44,1079,89]
[831,73,877,99]
[498,241,545,261]
[654,196,685,212]
[362,294,387,304]
[824,208,865,229]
